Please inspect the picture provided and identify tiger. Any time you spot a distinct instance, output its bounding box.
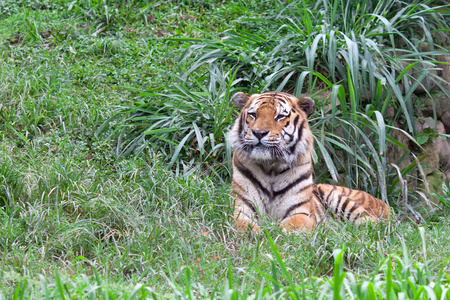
[229,91,390,232]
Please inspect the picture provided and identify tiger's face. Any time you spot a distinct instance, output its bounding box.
[229,92,315,164]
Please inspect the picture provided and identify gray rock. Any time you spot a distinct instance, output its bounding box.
[422,96,439,118]
[441,138,450,173]
[437,54,450,93]
[420,92,450,119]
[386,123,411,171]
[415,119,447,176]
[425,171,446,204]
[442,111,450,134]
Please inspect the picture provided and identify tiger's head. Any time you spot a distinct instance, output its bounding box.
[229,91,315,164]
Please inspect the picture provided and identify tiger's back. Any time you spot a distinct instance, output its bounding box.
[229,91,390,231]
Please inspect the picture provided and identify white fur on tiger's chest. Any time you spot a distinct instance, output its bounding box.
[234,159,313,221]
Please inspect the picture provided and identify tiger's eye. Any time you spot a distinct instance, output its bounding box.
[248,112,256,119]
[275,114,288,121]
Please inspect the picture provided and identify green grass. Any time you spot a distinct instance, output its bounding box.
[1,0,450,298]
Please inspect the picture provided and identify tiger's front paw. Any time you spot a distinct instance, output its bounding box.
[280,214,315,231]
[235,218,261,233]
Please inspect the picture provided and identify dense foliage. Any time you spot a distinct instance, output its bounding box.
[105,0,450,207]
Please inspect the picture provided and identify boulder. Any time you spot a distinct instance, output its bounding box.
[386,123,411,171]
[411,63,437,95]
[437,54,450,93]
[414,119,447,176]
[439,96,450,119]
[419,144,441,176]
[421,92,450,119]
[415,170,446,210]
[441,138,450,174]
[442,111,450,134]
[424,171,446,204]
[421,96,438,118]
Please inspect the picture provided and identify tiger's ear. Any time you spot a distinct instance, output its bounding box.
[298,97,315,118]
[231,92,250,109]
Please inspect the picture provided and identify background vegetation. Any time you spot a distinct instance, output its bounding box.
[1,0,450,298]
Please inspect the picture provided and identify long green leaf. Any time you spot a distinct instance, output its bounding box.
[314,136,338,182]
[168,131,195,168]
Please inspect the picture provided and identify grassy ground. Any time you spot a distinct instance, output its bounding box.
[1,1,450,298]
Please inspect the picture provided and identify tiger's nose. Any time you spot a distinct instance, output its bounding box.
[252,129,269,140]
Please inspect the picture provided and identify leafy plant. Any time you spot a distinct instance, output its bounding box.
[181,0,450,129]
[97,64,240,180]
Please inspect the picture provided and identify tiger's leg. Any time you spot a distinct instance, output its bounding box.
[234,215,260,232]
[234,202,260,232]
[234,211,260,232]
[280,213,315,231]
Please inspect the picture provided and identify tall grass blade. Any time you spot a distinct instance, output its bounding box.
[314,136,338,182]
[264,229,299,299]
[54,270,66,300]
[374,111,386,156]
[332,248,346,300]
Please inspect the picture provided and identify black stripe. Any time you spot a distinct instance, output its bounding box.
[324,186,336,208]
[345,203,361,220]
[347,188,354,197]
[293,115,300,128]
[238,114,244,135]
[281,200,310,221]
[340,197,351,214]
[289,120,305,153]
[297,120,305,140]
[277,167,290,175]
[277,92,293,97]
[263,165,290,176]
[234,156,271,197]
[277,98,286,104]
[334,194,343,215]
[283,130,294,141]
[269,93,276,105]
[348,203,360,214]
[237,194,258,219]
[272,168,313,198]
[339,197,351,221]
[256,163,270,175]
[231,179,245,192]
[314,199,324,217]
[313,189,321,200]
[316,185,325,200]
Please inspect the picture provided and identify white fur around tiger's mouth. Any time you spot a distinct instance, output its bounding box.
[237,138,294,163]
[234,126,311,164]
